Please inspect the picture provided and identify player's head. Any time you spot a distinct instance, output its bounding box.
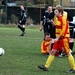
[44,33,50,41]
[20,5,24,10]
[47,5,52,13]
[54,7,63,17]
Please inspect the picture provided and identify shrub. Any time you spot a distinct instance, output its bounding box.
[26,17,34,25]
[1,12,6,24]
[11,14,18,24]
[0,11,6,24]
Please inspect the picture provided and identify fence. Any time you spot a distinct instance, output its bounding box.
[0,6,75,25]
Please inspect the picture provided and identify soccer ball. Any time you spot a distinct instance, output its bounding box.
[0,48,5,56]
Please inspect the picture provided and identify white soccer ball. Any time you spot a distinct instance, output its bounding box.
[0,48,5,56]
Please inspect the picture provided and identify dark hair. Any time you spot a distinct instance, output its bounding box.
[55,7,63,15]
[20,4,24,7]
[45,5,52,9]
[44,33,50,37]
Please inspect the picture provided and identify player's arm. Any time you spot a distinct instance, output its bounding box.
[56,17,67,40]
[22,10,26,20]
[39,12,45,31]
[49,39,55,54]
[50,19,55,26]
[40,21,43,31]
[41,41,44,51]
[60,16,67,37]
[20,10,26,21]
[55,17,67,42]
[50,19,61,26]
[20,12,23,21]
[19,12,22,23]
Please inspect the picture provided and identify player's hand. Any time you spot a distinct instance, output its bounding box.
[22,25,25,28]
[20,20,22,23]
[50,19,55,25]
[54,38,59,42]
[39,26,42,31]
[50,19,53,23]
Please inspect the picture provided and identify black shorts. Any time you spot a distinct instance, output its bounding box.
[20,20,26,25]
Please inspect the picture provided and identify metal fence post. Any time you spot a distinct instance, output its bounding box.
[60,0,62,6]
[5,0,8,25]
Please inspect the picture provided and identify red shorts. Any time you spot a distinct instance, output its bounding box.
[52,38,70,54]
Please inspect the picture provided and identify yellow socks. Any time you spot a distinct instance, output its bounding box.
[68,55,75,70]
[44,54,75,70]
[45,54,55,68]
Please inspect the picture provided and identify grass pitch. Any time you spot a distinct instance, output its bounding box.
[0,27,75,75]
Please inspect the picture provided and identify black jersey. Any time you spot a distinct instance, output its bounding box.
[41,10,55,38]
[20,9,26,21]
[41,11,54,25]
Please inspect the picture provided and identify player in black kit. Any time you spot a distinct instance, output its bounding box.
[18,5,26,36]
[39,5,55,39]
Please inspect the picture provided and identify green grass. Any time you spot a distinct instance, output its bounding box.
[0,27,75,75]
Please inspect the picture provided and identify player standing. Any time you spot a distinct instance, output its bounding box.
[39,5,55,39]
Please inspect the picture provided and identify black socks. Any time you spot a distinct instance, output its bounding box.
[69,42,74,50]
[18,25,25,33]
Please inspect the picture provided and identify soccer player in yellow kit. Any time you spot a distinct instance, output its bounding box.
[41,32,59,56]
[41,33,52,54]
[38,7,75,73]
[54,5,75,56]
